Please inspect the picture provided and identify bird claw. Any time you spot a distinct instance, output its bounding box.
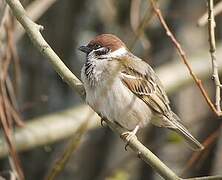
[120,131,137,151]
[100,118,106,127]
[125,143,129,151]
[120,125,140,151]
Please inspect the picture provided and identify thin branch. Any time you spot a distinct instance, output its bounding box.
[0,96,24,180]
[150,0,222,117]
[198,1,222,26]
[0,8,24,179]
[208,0,222,112]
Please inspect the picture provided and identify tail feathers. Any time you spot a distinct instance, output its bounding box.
[168,112,204,151]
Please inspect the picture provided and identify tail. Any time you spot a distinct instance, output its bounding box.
[167,112,204,151]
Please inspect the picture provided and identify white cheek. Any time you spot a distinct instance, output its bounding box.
[99,47,128,59]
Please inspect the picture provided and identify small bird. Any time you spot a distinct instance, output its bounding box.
[79,34,204,151]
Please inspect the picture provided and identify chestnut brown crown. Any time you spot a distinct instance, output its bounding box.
[88,34,126,52]
[79,34,127,54]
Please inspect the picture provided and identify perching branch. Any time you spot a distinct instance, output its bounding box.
[4,0,222,179]
[207,0,222,112]
[150,0,222,117]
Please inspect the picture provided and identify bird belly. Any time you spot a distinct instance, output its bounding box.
[84,78,152,130]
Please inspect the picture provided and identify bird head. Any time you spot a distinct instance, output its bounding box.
[78,34,128,60]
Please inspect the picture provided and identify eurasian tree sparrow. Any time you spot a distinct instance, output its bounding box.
[79,34,204,151]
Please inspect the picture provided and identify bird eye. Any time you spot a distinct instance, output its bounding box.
[94,44,102,49]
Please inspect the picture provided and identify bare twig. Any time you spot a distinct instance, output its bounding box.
[4,15,21,97]
[150,0,222,117]
[0,7,24,179]
[208,0,222,112]
[198,1,222,26]
[0,96,24,180]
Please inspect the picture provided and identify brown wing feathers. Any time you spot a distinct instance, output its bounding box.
[120,63,170,116]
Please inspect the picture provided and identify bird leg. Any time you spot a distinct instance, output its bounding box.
[120,125,140,151]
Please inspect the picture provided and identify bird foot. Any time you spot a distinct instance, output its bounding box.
[100,117,106,127]
[120,125,139,151]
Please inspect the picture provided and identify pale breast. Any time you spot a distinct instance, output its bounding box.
[81,66,152,130]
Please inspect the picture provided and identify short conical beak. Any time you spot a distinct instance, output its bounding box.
[78,45,92,54]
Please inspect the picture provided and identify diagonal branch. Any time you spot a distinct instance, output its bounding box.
[149,0,222,117]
